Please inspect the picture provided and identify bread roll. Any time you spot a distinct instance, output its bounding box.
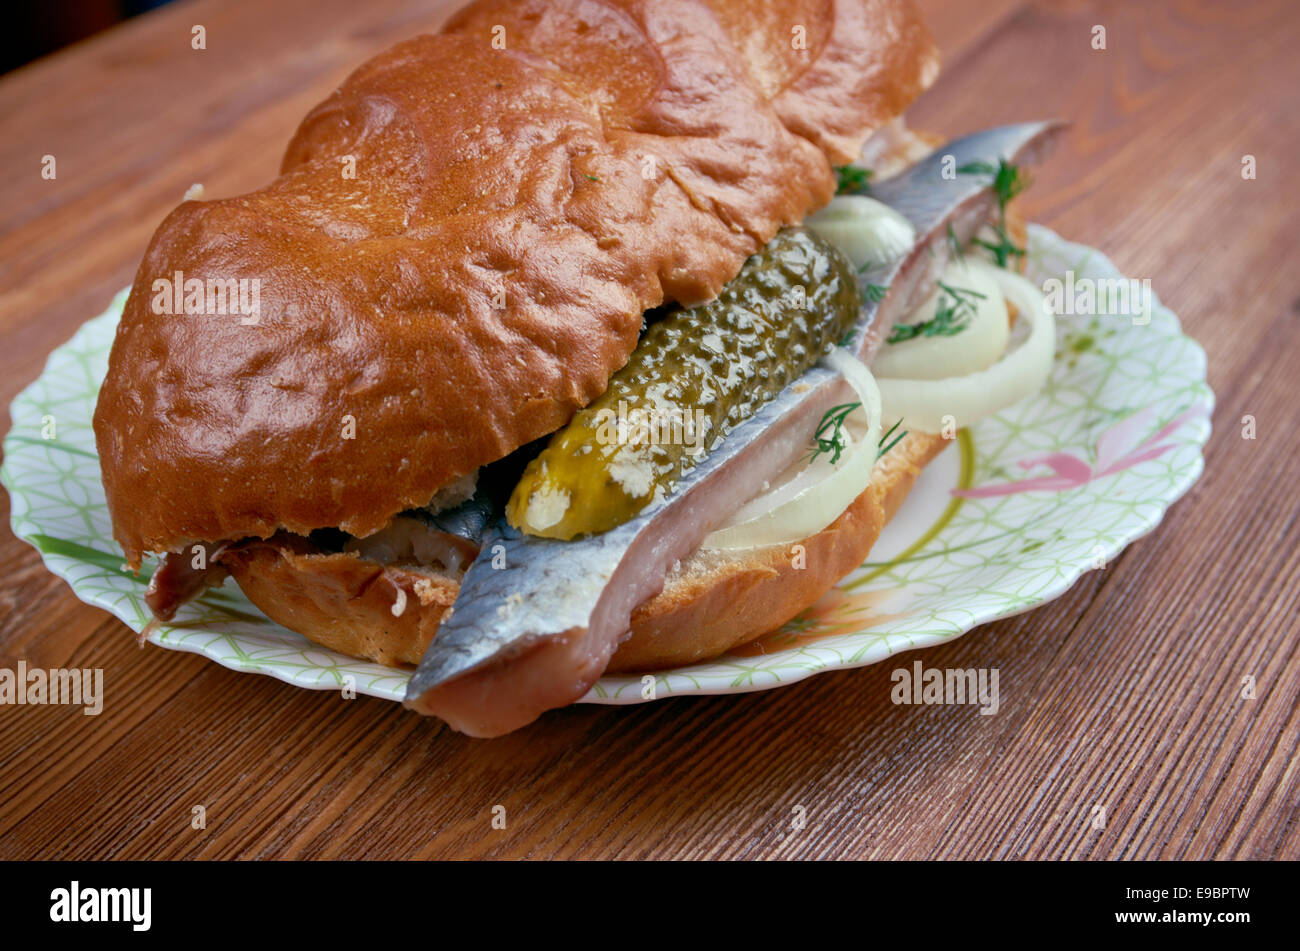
[92,0,939,569]
[219,431,948,671]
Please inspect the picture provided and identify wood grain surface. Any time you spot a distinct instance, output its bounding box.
[1,0,1296,860]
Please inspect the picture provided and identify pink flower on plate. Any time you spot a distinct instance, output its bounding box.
[953,403,1208,500]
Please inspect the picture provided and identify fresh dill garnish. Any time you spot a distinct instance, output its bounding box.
[946,222,965,262]
[834,165,873,195]
[877,419,908,458]
[810,402,860,464]
[956,158,1030,267]
[886,282,986,344]
[809,405,909,465]
[583,173,601,182]
[957,158,1030,208]
[972,225,1026,268]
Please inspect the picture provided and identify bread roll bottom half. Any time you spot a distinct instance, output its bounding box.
[219,431,950,674]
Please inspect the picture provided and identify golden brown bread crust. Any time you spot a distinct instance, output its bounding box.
[92,0,938,569]
[219,534,455,668]
[219,431,949,671]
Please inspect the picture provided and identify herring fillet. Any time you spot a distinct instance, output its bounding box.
[405,122,1066,736]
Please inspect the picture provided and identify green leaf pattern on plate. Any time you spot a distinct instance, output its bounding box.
[2,228,1212,706]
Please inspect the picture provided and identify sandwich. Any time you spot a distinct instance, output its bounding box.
[93,0,1063,736]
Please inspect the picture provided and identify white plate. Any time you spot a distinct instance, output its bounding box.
[2,226,1213,704]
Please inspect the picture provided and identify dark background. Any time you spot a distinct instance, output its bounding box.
[2,0,171,75]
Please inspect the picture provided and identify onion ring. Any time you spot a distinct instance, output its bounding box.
[806,195,916,271]
[701,347,883,551]
[876,266,1055,434]
[873,258,1009,381]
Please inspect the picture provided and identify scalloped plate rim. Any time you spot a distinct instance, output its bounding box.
[1,225,1214,709]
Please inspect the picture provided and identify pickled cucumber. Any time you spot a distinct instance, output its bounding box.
[507,227,861,539]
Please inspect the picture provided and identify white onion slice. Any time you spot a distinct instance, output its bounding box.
[805,195,916,271]
[701,348,882,551]
[872,258,1009,381]
[876,267,1056,434]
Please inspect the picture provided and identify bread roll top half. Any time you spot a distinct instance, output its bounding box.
[94,0,938,568]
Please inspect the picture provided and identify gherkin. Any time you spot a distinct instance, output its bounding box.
[507,226,861,539]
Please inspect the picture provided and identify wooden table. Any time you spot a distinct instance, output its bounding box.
[1,0,1296,860]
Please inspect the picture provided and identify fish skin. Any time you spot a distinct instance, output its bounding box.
[406,362,849,730]
[412,486,496,543]
[848,120,1067,357]
[872,121,1066,236]
[405,122,1066,734]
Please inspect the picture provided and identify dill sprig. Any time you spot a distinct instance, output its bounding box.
[958,158,1030,207]
[834,165,873,195]
[956,157,1030,268]
[886,282,986,344]
[877,419,907,458]
[810,402,859,464]
[972,225,1026,268]
[808,405,910,466]
[946,222,965,262]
